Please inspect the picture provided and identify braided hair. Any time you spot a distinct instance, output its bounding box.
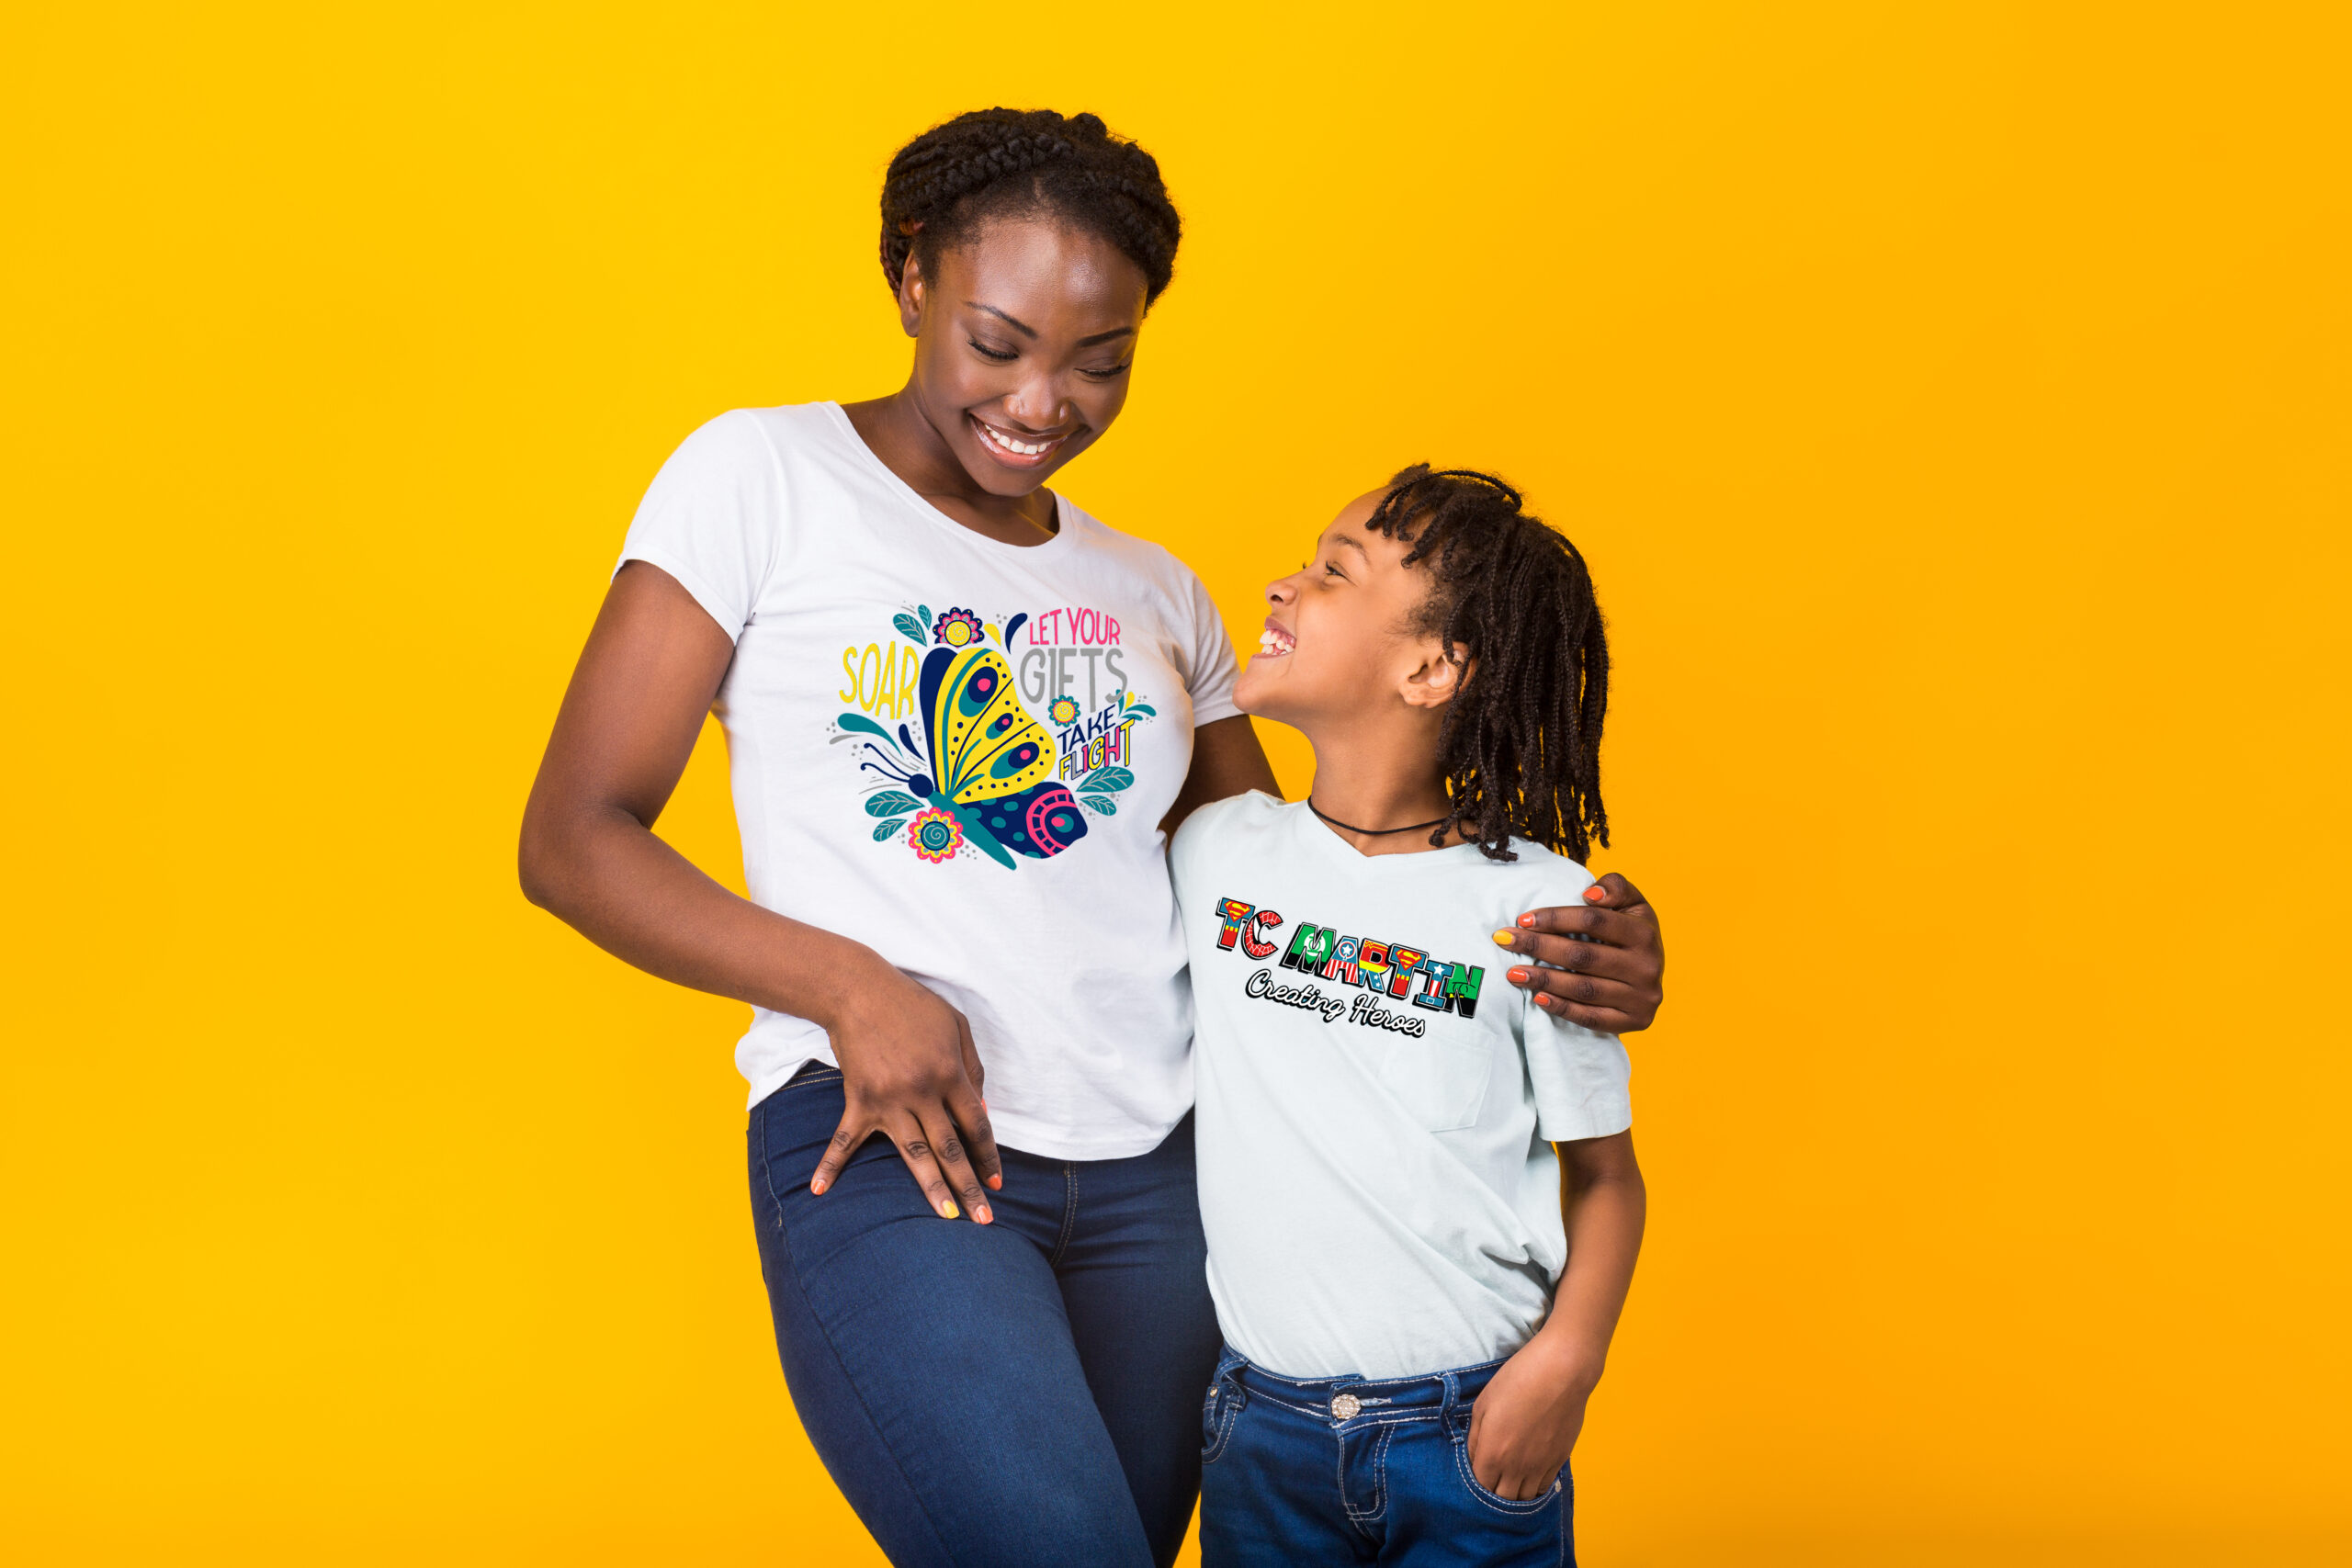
[1365,465,1611,864]
[878,108,1182,307]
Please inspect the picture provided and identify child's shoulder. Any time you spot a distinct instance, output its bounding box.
[1170,791,1291,886]
[1173,789,1290,852]
[1445,837,1601,919]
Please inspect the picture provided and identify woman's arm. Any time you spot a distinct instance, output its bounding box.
[1159,714,1281,837]
[519,560,1001,1222]
[1464,1130,1646,1501]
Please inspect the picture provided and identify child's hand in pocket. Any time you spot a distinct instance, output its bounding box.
[1465,1337,1600,1501]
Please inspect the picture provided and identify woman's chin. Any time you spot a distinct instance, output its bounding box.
[956,454,1055,497]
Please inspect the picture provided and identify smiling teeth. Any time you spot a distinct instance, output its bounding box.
[980,423,1053,457]
[1258,628,1295,655]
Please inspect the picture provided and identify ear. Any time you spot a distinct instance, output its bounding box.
[896,252,927,338]
[1399,645,1471,711]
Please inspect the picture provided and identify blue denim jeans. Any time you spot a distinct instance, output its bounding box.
[1199,1347,1576,1567]
[749,1064,1223,1568]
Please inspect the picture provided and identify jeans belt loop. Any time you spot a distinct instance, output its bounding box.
[1440,1369,1463,1429]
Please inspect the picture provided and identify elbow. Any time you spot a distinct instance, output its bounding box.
[516,804,573,916]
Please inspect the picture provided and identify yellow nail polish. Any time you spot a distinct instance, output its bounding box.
[1491,930,1516,945]
[941,1199,958,1219]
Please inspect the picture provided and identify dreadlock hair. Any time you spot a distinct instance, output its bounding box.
[878,108,1182,307]
[1363,465,1611,864]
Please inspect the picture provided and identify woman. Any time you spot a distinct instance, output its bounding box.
[518,108,1666,1568]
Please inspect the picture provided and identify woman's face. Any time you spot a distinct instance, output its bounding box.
[899,217,1149,496]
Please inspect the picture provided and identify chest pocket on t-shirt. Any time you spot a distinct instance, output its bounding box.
[1375,1035,1494,1134]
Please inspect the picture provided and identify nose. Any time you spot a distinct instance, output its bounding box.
[1265,574,1299,606]
[1002,373,1070,432]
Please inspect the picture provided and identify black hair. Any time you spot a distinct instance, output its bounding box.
[1364,465,1611,863]
[878,107,1182,307]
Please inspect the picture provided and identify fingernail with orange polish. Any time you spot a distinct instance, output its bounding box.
[809,1179,828,1196]
[1518,913,1538,928]
[1508,967,1531,985]
[975,1205,993,1224]
[1584,885,1605,902]
[988,1175,1002,1190]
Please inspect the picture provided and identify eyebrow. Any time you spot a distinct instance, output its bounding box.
[967,303,1037,339]
[1329,533,1370,558]
[966,302,1135,349]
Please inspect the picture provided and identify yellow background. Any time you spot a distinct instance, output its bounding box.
[5,3,2346,1563]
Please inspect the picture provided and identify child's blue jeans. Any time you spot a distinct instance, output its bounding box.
[1199,1346,1575,1567]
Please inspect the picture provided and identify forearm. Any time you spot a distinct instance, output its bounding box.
[1161,715,1280,835]
[520,800,885,1028]
[1526,1149,1647,1387]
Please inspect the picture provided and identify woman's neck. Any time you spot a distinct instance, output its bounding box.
[842,390,1057,544]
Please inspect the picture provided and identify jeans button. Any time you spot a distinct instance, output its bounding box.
[1330,1392,1361,1420]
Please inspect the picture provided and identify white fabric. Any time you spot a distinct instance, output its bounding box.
[1170,792,1632,1378]
[618,403,1240,1159]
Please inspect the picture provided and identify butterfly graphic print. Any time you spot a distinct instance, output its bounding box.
[836,604,1144,869]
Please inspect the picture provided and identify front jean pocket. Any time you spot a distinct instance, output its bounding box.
[1450,1433,1561,1516]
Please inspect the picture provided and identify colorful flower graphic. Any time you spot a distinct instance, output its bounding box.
[907,807,965,863]
[933,607,985,648]
[1047,694,1082,726]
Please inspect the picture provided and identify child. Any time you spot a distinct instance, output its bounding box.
[1170,466,1645,1567]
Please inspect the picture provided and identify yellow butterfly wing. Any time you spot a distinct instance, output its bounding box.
[922,646,1058,805]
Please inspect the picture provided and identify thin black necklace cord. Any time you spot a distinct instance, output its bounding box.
[1306,797,1452,837]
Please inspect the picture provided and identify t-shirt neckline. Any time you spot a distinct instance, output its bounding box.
[820,400,1077,559]
[1272,794,1500,873]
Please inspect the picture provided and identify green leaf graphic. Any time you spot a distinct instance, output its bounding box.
[865,792,921,818]
[1080,767,1135,795]
[873,818,909,840]
[837,713,894,742]
[894,613,927,646]
[1122,703,1157,717]
[916,604,932,626]
[1080,795,1118,815]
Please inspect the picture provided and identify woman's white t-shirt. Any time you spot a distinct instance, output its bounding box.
[617,403,1240,1159]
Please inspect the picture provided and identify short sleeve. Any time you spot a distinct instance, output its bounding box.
[1523,1008,1632,1145]
[1516,863,1632,1143]
[614,410,786,642]
[1179,570,1243,728]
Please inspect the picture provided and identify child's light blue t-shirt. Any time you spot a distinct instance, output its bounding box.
[1170,792,1633,1380]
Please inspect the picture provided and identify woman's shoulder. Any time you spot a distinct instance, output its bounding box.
[664,402,844,468]
[1053,493,1208,590]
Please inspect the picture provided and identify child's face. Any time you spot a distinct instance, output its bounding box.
[1233,487,1461,729]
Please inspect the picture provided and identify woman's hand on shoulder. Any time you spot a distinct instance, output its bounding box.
[1492,874,1665,1033]
[810,956,1002,1224]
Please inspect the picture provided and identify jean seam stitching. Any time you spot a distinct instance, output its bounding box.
[1449,1430,1558,1517]
[1341,1424,1393,1526]
[1202,1393,1240,1465]
[757,1100,964,1567]
[1049,1162,1079,1267]
[1340,1428,1376,1542]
